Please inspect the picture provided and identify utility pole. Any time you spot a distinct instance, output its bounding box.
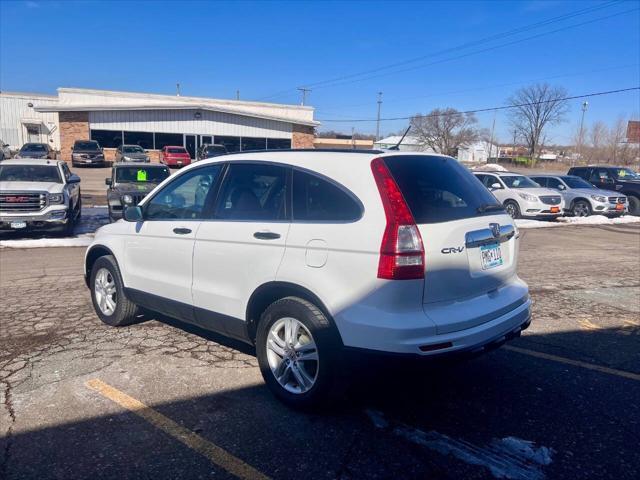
[376,92,383,141]
[512,129,517,164]
[575,101,589,166]
[236,90,240,101]
[487,109,497,164]
[176,83,181,96]
[297,87,311,106]
[351,127,356,150]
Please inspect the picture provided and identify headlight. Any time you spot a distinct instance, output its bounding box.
[122,156,130,161]
[48,193,64,204]
[122,194,134,205]
[517,192,538,202]
[591,195,607,203]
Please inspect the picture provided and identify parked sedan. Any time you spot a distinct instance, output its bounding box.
[474,171,564,219]
[15,143,56,159]
[529,175,627,217]
[115,144,150,163]
[106,163,170,222]
[159,145,191,168]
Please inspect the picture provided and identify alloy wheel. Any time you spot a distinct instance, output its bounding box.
[94,267,117,316]
[505,202,518,218]
[266,317,319,394]
[573,201,590,217]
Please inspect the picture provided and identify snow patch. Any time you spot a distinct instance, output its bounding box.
[366,409,554,480]
[472,163,508,172]
[0,207,109,249]
[516,215,640,229]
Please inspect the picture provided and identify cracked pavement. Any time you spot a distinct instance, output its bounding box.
[1,224,639,479]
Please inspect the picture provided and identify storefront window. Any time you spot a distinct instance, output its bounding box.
[215,136,241,152]
[267,138,291,149]
[155,132,184,150]
[241,137,267,151]
[123,131,154,149]
[90,130,123,148]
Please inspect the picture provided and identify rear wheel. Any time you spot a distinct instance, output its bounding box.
[256,296,344,409]
[90,255,140,326]
[572,199,591,217]
[504,200,520,219]
[627,195,640,216]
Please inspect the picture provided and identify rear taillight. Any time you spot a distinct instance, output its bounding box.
[371,158,425,280]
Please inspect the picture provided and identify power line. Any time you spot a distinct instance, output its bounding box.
[257,1,623,100]
[318,87,640,123]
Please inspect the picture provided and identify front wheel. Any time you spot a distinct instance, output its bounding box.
[504,200,521,219]
[90,255,140,326]
[627,196,640,216]
[256,297,344,410]
[572,200,591,217]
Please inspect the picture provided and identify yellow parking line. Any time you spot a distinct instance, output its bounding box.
[503,345,640,382]
[85,379,270,480]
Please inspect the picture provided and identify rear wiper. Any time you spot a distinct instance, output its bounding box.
[477,203,505,213]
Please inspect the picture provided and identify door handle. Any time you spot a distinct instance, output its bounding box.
[253,231,281,240]
[173,227,192,235]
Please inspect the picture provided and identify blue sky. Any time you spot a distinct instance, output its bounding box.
[1,0,638,143]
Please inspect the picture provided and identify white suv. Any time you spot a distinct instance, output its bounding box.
[85,151,531,408]
[474,171,564,219]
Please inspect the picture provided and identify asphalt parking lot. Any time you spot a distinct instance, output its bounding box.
[1,224,639,480]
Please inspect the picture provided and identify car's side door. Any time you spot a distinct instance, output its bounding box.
[191,162,290,338]
[122,164,224,317]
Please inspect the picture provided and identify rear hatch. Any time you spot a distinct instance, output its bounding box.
[383,155,524,334]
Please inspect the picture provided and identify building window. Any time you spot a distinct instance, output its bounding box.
[155,132,184,150]
[267,138,291,149]
[124,131,154,150]
[215,136,241,152]
[91,129,123,148]
[241,137,267,151]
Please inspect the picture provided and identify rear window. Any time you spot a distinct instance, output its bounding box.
[383,155,500,224]
[168,148,187,154]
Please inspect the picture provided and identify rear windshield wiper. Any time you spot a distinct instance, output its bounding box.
[477,203,505,213]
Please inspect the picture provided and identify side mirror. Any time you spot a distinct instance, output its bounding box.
[490,182,502,190]
[557,184,566,190]
[123,205,143,222]
[105,178,112,186]
[67,174,81,184]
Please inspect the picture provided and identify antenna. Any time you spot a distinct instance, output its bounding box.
[388,125,411,150]
[297,87,311,106]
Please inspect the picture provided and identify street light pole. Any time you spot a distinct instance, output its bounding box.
[575,101,589,166]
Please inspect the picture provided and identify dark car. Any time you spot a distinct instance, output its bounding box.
[71,140,106,167]
[16,143,55,159]
[567,166,640,216]
[106,163,171,222]
[115,144,150,163]
[196,143,227,161]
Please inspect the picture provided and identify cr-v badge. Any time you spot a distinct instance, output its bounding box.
[441,246,464,254]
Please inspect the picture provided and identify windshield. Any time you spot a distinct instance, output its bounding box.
[383,155,501,224]
[501,175,540,188]
[0,164,62,183]
[561,176,594,189]
[115,167,170,183]
[75,141,100,151]
[123,146,144,154]
[20,144,47,153]
[205,146,226,154]
[615,168,640,180]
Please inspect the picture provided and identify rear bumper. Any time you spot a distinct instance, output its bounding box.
[163,158,191,166]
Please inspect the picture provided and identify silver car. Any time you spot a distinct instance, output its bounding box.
[115,144,150,163]
[530,175,627,217]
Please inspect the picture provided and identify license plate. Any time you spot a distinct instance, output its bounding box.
[616,203,624,210]
[550,206,560,213]
[10,221,27,229]
[481,242,503,270]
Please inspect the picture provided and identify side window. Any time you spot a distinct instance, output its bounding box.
[474,174,487,186]
[546,178,562,189]
[484,175,501,189]
[214,163,287,221]
[145,165,222,220]
[571,168,589,181]
[292,170,361,222]
[590,169,612,183]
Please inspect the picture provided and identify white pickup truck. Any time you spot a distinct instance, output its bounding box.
[0,159,81,234]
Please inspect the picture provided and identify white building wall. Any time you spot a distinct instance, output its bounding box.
[89,109,292,138]
[0,93,60,149]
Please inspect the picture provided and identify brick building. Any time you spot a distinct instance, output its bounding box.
[1,87,318,161]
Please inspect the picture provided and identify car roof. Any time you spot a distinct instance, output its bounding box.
[163,145,186,149]
[473,171,521,176]
[20,143,48,147]
[120,144,144,147]
[114,162,169,168]
[0,158,62,166]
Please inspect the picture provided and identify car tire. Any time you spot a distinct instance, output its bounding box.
[571,199,591,217]
[504,200,521,219]
[627,195,640,216]
[256,296,344,410]
[90,255,140,327]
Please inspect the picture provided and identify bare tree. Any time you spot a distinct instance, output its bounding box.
[507,83,569,165]
[410,108,478,156]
